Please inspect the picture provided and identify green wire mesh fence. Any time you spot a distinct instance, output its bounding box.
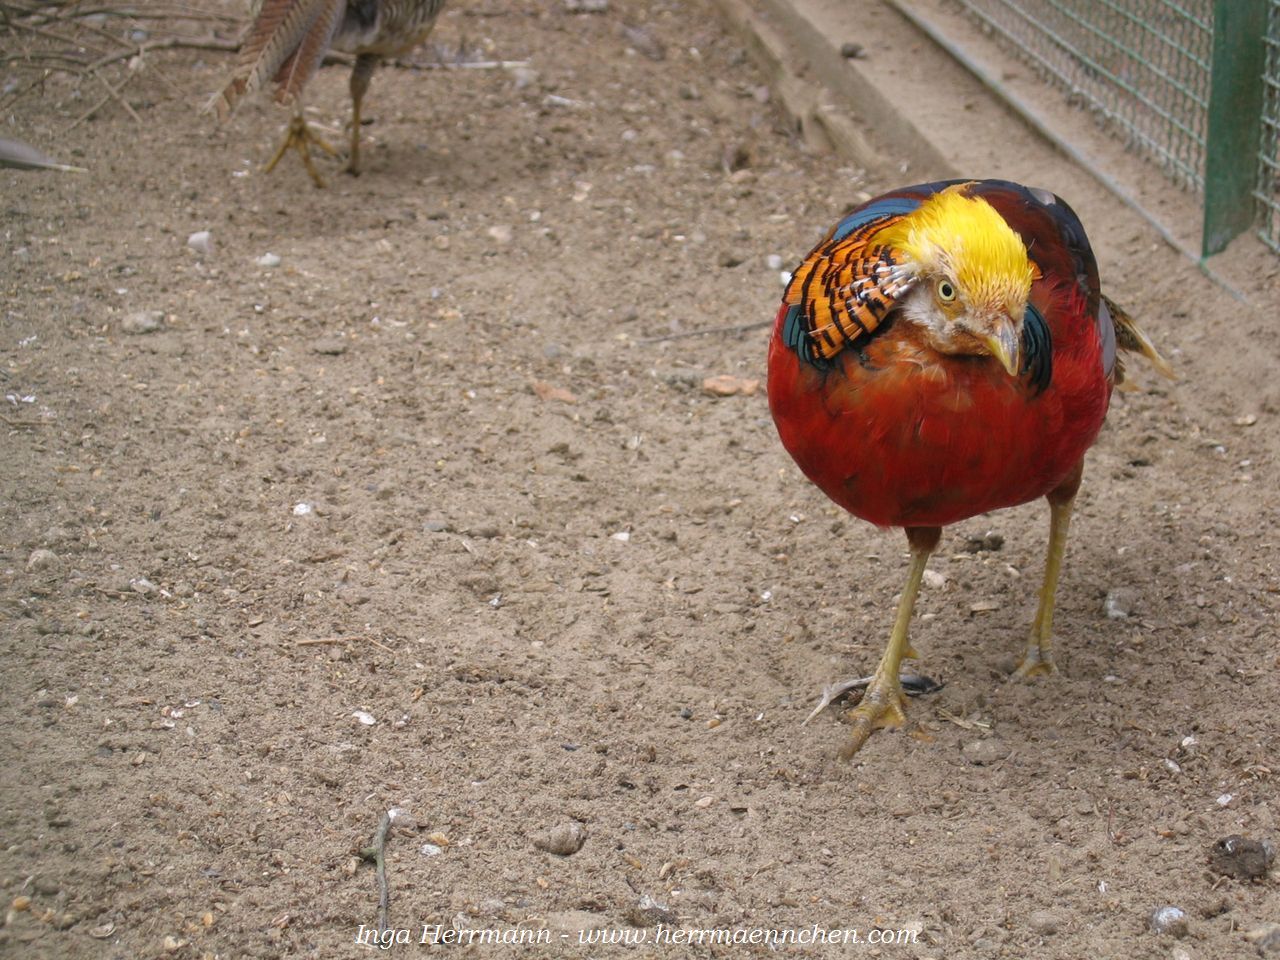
[955,0,1212,192]
[951,0,1277,258]
[1258,0,1280,254]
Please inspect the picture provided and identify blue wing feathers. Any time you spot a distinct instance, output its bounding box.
[831,196,923,241]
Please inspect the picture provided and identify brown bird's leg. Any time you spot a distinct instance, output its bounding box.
[1015,462,1084,678]
[345,53,380,176]
[840,525,941,759]
[264,108,339,188]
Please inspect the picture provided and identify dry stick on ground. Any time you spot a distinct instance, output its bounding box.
[64,67,138,129]
[0,414,49,428]
[359,812,394,934]
[638,320,771,344]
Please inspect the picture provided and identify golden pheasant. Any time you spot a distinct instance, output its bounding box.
[211,0,448,185]
[767,179,1173,758]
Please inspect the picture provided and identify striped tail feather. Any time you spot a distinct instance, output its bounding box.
[206,0,346,119]
[1103,294,1175,386]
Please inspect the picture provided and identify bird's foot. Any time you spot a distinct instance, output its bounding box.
[838,675,910,759]
[803,672,941,726]
[264,115,339,188]
[1013,641,1059,679]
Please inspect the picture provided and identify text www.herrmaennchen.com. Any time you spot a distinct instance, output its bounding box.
[356,923,922,949]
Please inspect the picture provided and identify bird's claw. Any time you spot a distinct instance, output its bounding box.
[803,673,943,726]
[838,680,910,759]
[264,115,339,188]
[802,675,873,726]
[1013,643,1059,678]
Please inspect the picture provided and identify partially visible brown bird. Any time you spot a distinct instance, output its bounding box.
[211,0,448,185]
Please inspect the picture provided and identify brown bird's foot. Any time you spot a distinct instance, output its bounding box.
[264,114,339,188]
[839,673,910,759]
[1013,641,1059,678]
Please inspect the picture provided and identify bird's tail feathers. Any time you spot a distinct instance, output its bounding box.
[205,0,345,120]
[1103,294,1176,387]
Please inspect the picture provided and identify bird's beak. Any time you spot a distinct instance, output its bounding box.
[981,318,1022,377]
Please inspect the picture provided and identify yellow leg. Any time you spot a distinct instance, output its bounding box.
[264,111,338,188]
[345,53,378,176]
[840,526,939,759]
[1015,465,1082,678]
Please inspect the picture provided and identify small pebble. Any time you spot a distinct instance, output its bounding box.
[563,0,608,10]
[186,231,211,255]
[352,710,376,726]
[962,738,1009,765]
[388,808,418,834]
[26,548,59,572]
[1149,905,1188,937]
[624,895,676,927]
[533,822,586,856]
[1028,909,1062,935]
[121,310,164,335]
[764,253,784,271]
[840,41,866,58]
[512,66,540,89]
[962,532,1004,552]
[256,252,281,268]
[1245,924,1280,955]
[487,224,513,245]
[621,24,666,61]
[420,843,443,857]
[922,569,947,589]
[1104,588,1136,620]
[1209,835,1275,879]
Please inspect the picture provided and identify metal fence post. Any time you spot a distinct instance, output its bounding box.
[1203,0,1268,257]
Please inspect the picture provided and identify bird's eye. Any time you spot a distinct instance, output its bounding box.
[936,279,957,302]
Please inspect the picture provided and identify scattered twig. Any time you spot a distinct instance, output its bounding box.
[65,65,137,129]
[0,414,50,428]
[359,812,393,934]
[936,707,991,731]
[296,635,394,652]
[95,65,140,121]
[322,49,528,72]
[84,34,238,72]
[639,320,771,344]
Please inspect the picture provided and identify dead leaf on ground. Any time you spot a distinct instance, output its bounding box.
[532,380,578,404]
[702,375,759,397]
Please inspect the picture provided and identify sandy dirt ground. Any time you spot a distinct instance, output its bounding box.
[2,0,1279,957]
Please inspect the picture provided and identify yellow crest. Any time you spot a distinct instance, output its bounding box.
[873,189,1034,310]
